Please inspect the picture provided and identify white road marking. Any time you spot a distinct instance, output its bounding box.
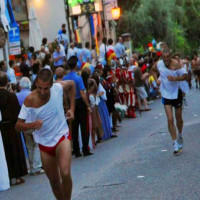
[161,150,167,152]
[137,176,145,179]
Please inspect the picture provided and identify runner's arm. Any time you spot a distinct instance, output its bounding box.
[16,119,42,132]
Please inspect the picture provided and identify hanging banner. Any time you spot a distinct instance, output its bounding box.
[9,24,21,55]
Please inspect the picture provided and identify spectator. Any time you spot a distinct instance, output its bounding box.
[0,72,27,185]
[41,37,49,53]
[0,109,10,191]
[82,42,92,63]
[7,60,17,84]
[31,53,40,82]
[28,46,34,64]
[63,56,93,157]
[67,42,76,60]
[55,67,65,82]
[57,29,69,55]
[99,37,108,65]
[19,56,30,79]
[115,37,125,59]
[53,45,65,69]
[42,54,52,70]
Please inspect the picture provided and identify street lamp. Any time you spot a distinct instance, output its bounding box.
[111,7,121,20]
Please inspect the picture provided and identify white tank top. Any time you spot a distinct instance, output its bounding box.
[157,60,187,99]
[18,83,69,147]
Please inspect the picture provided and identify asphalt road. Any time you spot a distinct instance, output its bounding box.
[1,86,200,200]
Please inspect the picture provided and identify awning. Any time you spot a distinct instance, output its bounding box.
[29,7,43,51]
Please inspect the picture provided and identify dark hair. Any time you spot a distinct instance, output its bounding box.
[81,68,91,88]
[32,53,37,60]
[85,42,90,48]
[42,54,51,67]
[77,43,82,48]
[36,68,53,85]
[62,29,66,34]
[62,24,66,28]
[0,71,8,87]
[21,56,26,62]
[174,52,180,58]
[102,37,107,44]
[9,60,14,67]
[92,43,96,50]
[138,60,144,68]
[108,38,113,45]
[42,38,47,45]
[92,73,100,87]
[103,65,111,78]
[0,60,5,71]
[87,79,97,94]
[29,46,34,53]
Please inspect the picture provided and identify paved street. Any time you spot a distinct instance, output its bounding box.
[1,86,200,200]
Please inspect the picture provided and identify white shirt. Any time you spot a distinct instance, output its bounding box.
[67,48,76,60]
[98,83,107,101]
[59,44,66,57]
[99,43,108,60]
[18,83,69,147]
[157,60,187,99]
[44,65,51,70]
[107,45,115,51]
[6,67,17,84]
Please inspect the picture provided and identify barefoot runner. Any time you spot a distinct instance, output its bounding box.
[16,69,75,200]
[151,49,187,155]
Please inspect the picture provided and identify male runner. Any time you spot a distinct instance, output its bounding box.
[174,53,189,106]
[151,49,187,154]
[15,69,75,200]
[191,54,200,89]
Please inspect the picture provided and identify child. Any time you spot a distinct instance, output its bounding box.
[88,79,103,148]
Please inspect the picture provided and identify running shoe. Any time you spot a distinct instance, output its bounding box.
[178,135,183,149]
[183,98,188,106]
[173,142,182,155]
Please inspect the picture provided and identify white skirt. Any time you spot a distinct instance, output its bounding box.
[0,131,10,191]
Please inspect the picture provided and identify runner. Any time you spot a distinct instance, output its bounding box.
[174,53,189,106]
[151,49,188,155]
[191,54,200,89]
[15,69,75,200]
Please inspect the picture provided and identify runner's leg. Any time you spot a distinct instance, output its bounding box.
[175,107,183,136]
[40,151,63,200]
[56,139,72,200]
[164,105,177,140]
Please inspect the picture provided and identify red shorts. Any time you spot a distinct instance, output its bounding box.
[39,134,71,157]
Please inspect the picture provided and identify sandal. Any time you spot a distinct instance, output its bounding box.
[144,108,151,111]
[13,178,25,186]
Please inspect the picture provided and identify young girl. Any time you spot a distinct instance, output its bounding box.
[88,79,103,148]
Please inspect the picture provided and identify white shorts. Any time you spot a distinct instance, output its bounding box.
[136,87,148,100]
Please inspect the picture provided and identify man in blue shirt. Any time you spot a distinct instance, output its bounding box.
[53,45,65,68]
[63,56,93,157]
[82,42,92,63]
[115,37,126,59]
[76,43,83,69]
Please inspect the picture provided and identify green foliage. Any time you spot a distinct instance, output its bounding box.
[117,0,200,55]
